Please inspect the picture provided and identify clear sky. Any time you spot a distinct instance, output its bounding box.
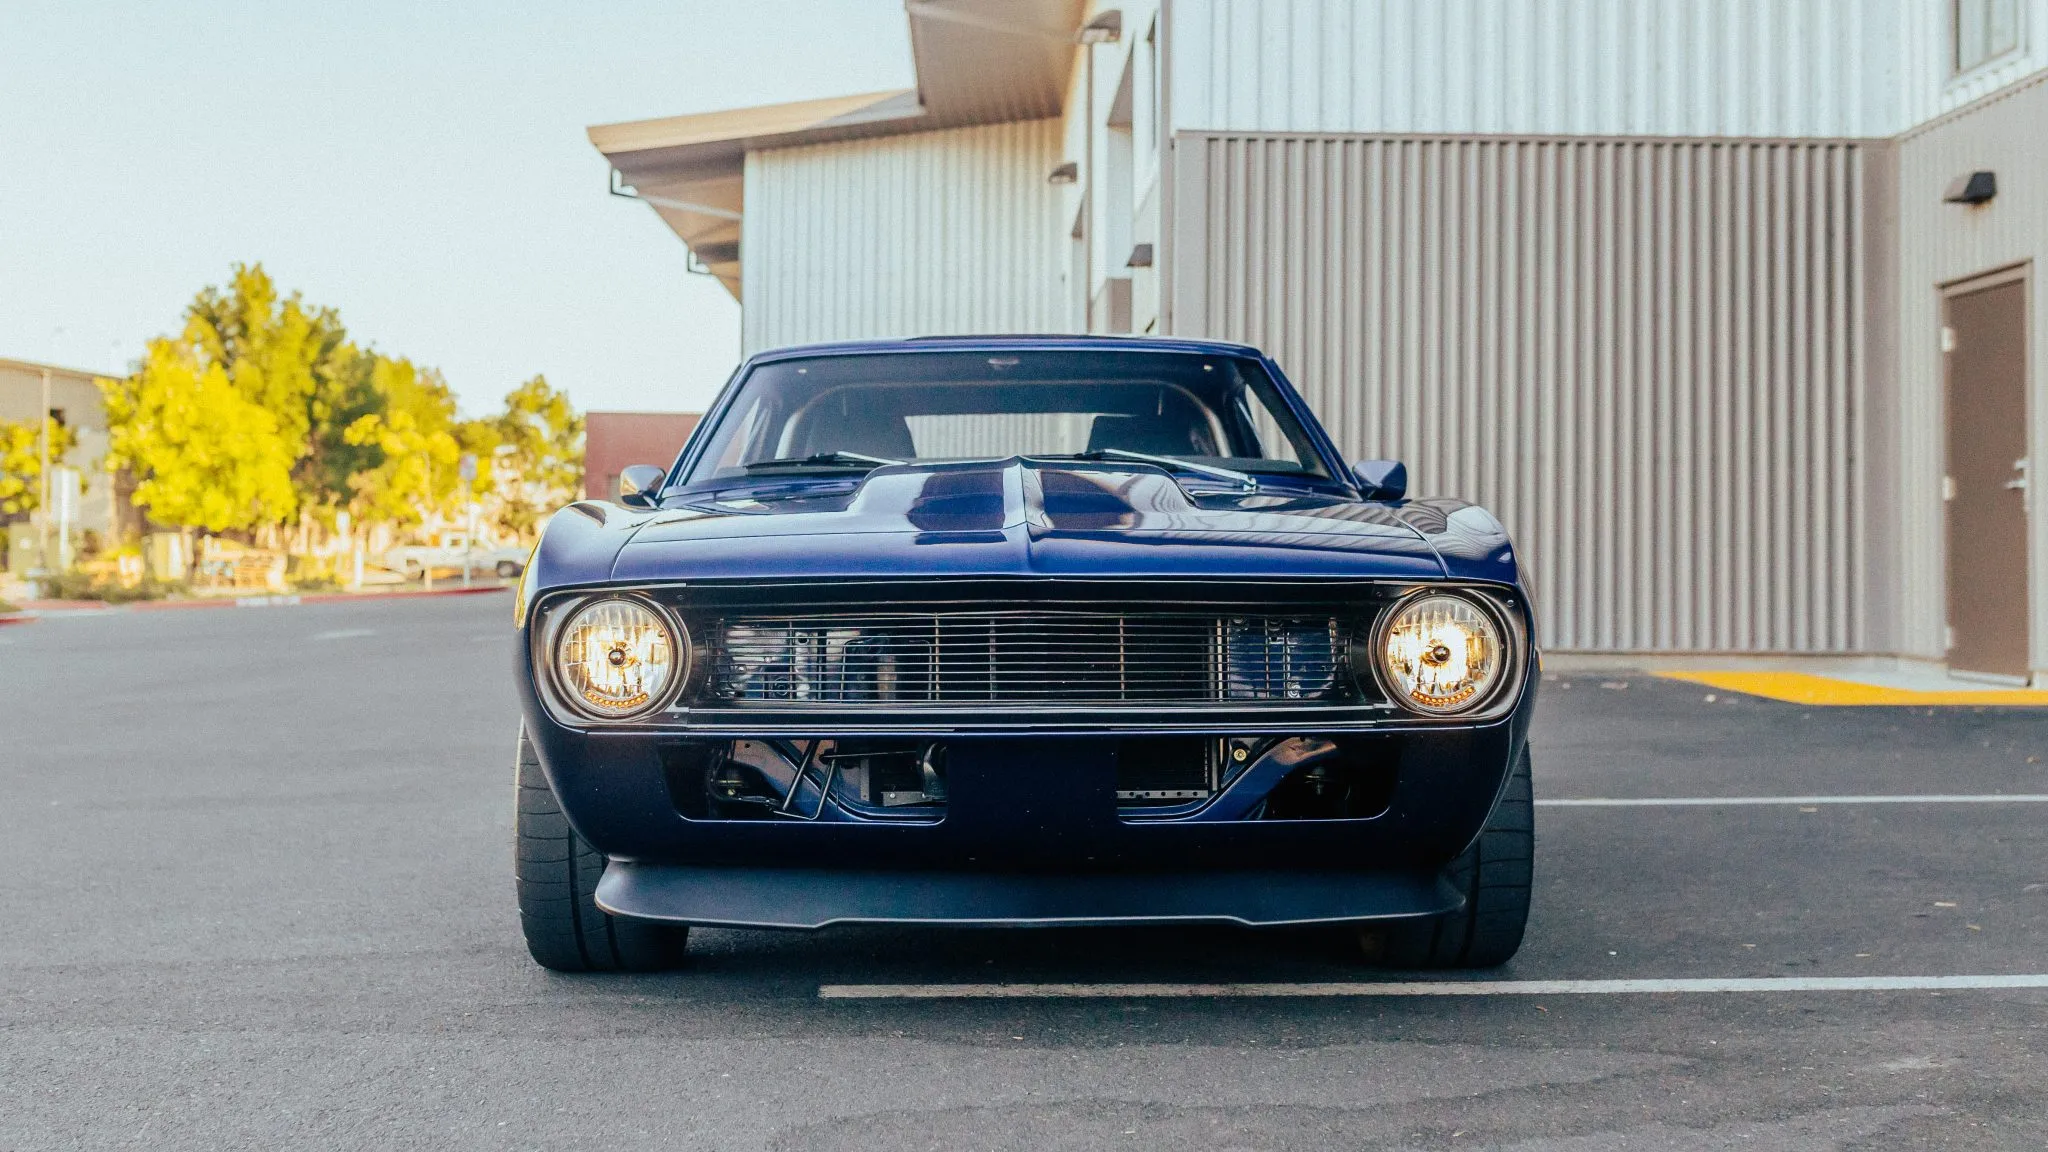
[0,0,914,416]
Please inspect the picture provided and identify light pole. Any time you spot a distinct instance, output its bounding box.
[459,453,478,589]
[37,366,51,572]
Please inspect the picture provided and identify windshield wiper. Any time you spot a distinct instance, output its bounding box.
[1067,448,1258,491]
[742,451,903,472]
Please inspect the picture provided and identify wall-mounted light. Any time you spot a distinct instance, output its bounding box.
[1125,243,1155,268]
[1047,161,1080,185]
[1076,9,1122,43]
[1944,171,1998,205]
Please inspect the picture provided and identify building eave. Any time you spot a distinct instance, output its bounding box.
[587,0,1085,300]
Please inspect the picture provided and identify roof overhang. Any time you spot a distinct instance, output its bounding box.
[589,0,1086,298]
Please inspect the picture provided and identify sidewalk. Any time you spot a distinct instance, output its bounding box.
[1544,652,2048,706]
[0,583,507,624]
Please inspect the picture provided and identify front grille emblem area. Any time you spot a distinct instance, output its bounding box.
[708,611,1353,706]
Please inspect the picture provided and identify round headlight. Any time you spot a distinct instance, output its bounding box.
[554,598,684,719]
[1377,593,1507,715]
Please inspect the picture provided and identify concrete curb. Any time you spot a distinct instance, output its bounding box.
[19,585,509,617]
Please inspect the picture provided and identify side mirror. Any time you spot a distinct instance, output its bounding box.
[1351,459,1407,501]
[617,464,667,509]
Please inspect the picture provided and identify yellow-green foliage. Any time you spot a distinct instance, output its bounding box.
[0,417,80,516]
[489,375,585,536]
[341,357,464,528]
[100,338,298,533]
[98,262,583,541]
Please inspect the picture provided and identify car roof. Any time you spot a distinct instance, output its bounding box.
[741,334,1269,366]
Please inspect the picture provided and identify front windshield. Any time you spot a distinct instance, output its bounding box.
[681,349,1331,486]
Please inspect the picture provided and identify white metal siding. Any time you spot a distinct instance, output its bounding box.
[1893,72,2048,667]
[1902,0,2048,123]
[741,120,1070,353]
[1172,132,1879,653]
[1169,0,1907,139]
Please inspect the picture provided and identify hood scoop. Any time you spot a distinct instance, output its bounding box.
[844,458,1198,533]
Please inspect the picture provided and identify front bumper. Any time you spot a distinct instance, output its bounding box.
[595,863,1462,928]
[517,631,1535,928]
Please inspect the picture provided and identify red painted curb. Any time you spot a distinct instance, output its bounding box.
[300,585,509,605]
[0,613,35,627]
[16,599,113,611]
[122,585,512,611]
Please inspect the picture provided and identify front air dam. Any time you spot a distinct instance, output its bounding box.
[593,863,1461,930]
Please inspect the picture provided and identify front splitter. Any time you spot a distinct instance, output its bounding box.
[595,863,1461,930]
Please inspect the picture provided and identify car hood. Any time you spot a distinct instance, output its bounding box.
[596,459,1512,584]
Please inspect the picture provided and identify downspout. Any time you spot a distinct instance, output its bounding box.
[1157,0,1175,335]
[1083,32,1095,333]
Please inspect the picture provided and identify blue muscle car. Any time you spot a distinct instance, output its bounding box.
[513,336,1536,972]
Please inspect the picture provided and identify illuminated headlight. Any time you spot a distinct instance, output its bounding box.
[553,598,684,719]
[1376,593,1508,715]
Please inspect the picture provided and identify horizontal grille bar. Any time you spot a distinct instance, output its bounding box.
[705,610,1357,706]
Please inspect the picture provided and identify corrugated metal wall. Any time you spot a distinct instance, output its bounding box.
[1171,132,1880,653]
[1169,0,1905,138]
[741,119,1070,353]
[1894,72,2048,664]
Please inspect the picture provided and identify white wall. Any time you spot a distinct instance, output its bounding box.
[1892,72,2048,669]
[740,119,1069,353]
[1169,0,1912,139]
[1903,0,2048,123]
[1053,1,1166,329]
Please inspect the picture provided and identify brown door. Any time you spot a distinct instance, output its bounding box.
[1945,277,2031,679]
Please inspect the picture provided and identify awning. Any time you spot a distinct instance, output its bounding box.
[588,0,1086,298]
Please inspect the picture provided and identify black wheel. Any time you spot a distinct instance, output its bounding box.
[515,726,689,972]
[1360,746,1534,969]
[495,560,521,579]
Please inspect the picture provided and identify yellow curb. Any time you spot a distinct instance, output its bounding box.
[1656,670,2048,707]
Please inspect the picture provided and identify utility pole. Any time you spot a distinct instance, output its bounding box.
[459,453,478,589]
[36,367,51,571]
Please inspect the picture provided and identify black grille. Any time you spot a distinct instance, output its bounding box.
[706,610,1352,706]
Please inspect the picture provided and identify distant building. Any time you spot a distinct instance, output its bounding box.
[591,0,2048,680]
[0,357,136,569]
[583,411,702,501]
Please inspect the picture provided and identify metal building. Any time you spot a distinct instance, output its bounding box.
[591,0,2048,679]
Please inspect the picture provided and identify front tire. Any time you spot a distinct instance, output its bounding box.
[515,727,689,971]
[495,560,521,579]
[1360,746,1534,969]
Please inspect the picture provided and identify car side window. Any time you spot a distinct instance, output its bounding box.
[1229,376,1304,466]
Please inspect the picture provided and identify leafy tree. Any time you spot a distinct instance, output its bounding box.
[303,345,386,521]
[0,417,80,517]
[340,357,463,529]
[99,338,297,533]
[487,375,584,537]
[99,262,586,551]
[185,264,368,523]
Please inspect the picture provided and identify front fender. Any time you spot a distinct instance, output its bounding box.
[1395,500,1524,590]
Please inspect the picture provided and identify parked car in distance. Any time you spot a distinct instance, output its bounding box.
[382,533,528,580]
[511,335,1537,973]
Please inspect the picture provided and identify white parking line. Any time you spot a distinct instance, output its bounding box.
[311,628,377,641]
[1540,794,2048,807]
[819,974,2048,1000]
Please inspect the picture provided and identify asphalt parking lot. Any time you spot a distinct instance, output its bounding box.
[3,594,2046,1150]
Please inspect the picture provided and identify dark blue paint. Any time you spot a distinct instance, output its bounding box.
[1351,458,1408,501]
[595,863,1462,929]
[516,336,1538,929]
